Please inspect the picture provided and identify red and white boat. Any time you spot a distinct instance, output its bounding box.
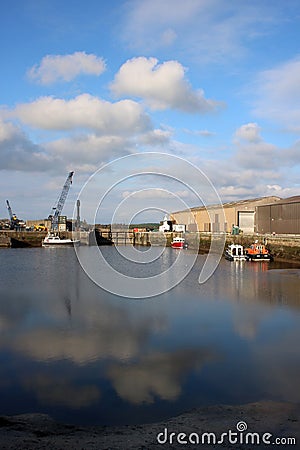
[171,237,188,249]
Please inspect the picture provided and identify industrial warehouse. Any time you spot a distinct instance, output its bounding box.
[171,195,300,235]
[256,196,300,234]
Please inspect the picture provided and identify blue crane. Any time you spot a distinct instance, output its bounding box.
[6,200,25,230]
[48,171,74,231]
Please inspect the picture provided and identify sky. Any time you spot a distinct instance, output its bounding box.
[1,0,300,223]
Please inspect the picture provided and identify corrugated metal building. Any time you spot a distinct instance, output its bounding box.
[256,196,300,234]
[171,196,281,233]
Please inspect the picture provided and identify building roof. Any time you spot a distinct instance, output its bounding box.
[172,196,281,215]
[258,195,300,206]
[214,196,281,210]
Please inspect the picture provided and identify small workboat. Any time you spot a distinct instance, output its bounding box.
[171,237,188,249]
[42,233,80,247]
[244,242,273,261]
[225,244,246,261]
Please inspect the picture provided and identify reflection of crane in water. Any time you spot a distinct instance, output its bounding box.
[63,252,81,323]
[46,171,80,322]
[64,295,72,318]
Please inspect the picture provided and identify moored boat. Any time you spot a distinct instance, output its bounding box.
[171,237,188,249]
[244,242,273,261]
[42,233,80,247]
[225,244,246,261]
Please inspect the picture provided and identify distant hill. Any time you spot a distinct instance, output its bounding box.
[95,223,160,230]
[129,223,159,230]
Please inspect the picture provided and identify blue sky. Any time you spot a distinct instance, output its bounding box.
[1,0,300,223]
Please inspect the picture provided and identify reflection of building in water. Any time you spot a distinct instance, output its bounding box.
[206,261,300,310]
[218,263,300,340]
[266,270,300,308]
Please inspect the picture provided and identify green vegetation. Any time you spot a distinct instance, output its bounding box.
[129,223,159,230]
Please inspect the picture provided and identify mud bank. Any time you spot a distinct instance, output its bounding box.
[0,401,299,449]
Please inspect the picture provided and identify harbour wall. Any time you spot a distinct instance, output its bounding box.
[228,234,300,262]
[0,230,89,247]
[117,231,300,262]
[0,231,47,247]
[1,230,300,262]
[0,230,111,247]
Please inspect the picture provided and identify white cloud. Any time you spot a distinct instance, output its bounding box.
[265,185,300,198]
[235,141,277,169]
[8,94,151,135]
[253,56,300,132]
[234,123,261,143]
[110,57,223,112]
[0,118,148,176]
[1,94,175,175]
[122,0,201,51]
[0,120,53,171]
[121,0,279,63]
[27,51,106,85]
[46,133,131,171]
[161,28,177,46]
[0,119,136,175]
[121,189,190,199]
[183,128,216,137]
[137,128,171,146]
[233,123,277,169]
[184,122,300,204]
[285,140,300,165]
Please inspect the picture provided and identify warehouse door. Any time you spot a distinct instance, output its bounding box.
[238,211,255,233]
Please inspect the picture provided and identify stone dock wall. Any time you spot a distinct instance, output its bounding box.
[0,231,47,247]
[133,232,300,262]
[1,230,300,262]
[0,233,11,247]
[228,234,300,262]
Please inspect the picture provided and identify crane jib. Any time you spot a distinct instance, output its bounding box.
[50,171,74,231]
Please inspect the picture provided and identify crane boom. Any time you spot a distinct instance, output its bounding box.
[6,200,13,221]
[6,200,25,230]
[49,171,74,231]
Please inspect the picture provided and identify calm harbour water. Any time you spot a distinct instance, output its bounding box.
[0,245,299,426]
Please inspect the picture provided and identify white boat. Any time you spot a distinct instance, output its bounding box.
[171,237,188,249]
[42,233,80,247]
[225,244,246,261]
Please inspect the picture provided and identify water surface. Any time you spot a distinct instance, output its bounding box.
[0,246,299,426]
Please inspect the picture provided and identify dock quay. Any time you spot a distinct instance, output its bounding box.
[92,231,300,262]
[0,230,47,248]
[1,230,300,262]
[0,230,89,248]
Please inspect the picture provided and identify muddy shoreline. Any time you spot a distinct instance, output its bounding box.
[0,401,299,449]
